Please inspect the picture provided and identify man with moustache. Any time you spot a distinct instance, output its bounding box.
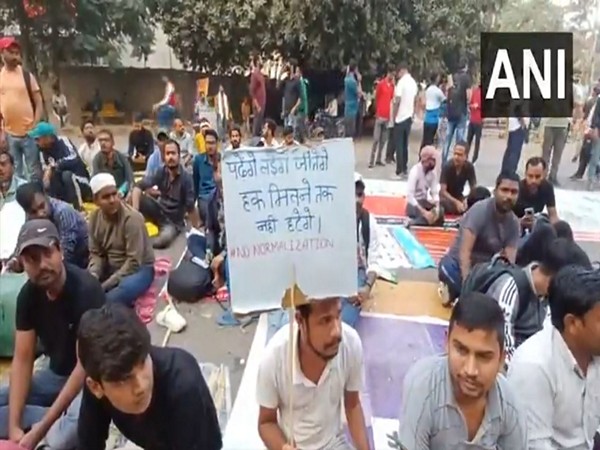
[439,141,477,215]
[0,219,105,449]
[193,129,221,237]
[405,145,444,226]
[508,266,600,449]
[513,157,559,238]
[92,128,134,198]
[257,298,369,450]
[88,173,155,307]
[76,304,222,450]
[132,139,200,249]
[438,172,520,303]
[398,293,527,449]
[225,125,242,151]
[77,120,100,169]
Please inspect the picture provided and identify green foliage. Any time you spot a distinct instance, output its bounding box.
[0,0,161,75]
[159,0,503,75]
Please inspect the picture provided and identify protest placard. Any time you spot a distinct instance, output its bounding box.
[221,139,357,314]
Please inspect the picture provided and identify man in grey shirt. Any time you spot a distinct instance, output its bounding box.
[438,172,521,303]
[398,292,527,449]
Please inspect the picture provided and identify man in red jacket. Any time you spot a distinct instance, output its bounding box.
[369,67,395,168]
[466,82,482,163]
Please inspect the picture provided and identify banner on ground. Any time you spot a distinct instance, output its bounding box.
[222,139,357,314]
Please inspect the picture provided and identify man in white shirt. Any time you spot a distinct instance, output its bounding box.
[507,265,600,449]
[256,298,369,450]
[78,120,100,169]
[501,114,529,174]
[215,84,230,142]
[405,145,443,226]
[389,62,418,178]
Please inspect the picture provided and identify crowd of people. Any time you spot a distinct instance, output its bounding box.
[1,32,600,450]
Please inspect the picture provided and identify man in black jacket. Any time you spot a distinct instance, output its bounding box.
[28,121,91,209]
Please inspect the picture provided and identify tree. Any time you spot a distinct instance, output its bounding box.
[160,0,500,76]
[0,0,162,79]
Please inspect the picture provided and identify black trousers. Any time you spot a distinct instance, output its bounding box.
[421,122,438,149]
[574,139,592,178]
[467,122,482,163]
[48,170,92,209]
[392,118,412,175]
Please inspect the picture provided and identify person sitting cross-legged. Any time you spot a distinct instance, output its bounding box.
[132,139,201,249]
[405,145,444,226]
[76,303,222,450]
[88,173,155,307]
[439,141,476,215]
[0,219,106,449]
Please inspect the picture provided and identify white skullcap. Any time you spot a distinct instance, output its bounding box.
[90,173,117,195]
[354,172,363,183]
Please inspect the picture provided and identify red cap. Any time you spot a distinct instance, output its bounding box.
[0,37,20,51]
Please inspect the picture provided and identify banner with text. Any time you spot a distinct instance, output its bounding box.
[222,139,357,314]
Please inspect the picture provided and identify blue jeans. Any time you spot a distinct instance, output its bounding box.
[0,368,81,448]
[157,105,176,129]
[443,115,467,161]
[6,134,42,182]
[106,264,155,307]
[588,137,600,182]
[501,128,526,174]
[266,268,367,340]
[438,253,462,301]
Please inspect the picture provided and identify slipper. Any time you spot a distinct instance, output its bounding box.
[217,308,240,327]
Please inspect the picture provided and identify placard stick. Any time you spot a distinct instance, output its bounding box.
[287,302,295,446]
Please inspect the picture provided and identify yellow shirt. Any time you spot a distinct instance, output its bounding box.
[194,133,206,154]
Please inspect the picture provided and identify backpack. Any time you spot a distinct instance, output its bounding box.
[166,259,213,303]
[461,255,532,321]
[445,86,463,121]
[357,209,370,259]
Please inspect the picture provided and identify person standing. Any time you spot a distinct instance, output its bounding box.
[466,81,483,163]
[421,73,445,149]
[390,62,418,178]
[152,76,177,130]
[443,62,471,160]
[369,67,394,168]
[586,88,600,190]
[0,37,43,183]
[250,57,266,137]
[541,116,569,186]
[344,62,360,139]
[215,84,230,143]
[501,114,529,175]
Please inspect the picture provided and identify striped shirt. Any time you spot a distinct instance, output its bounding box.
[49,197,89,267]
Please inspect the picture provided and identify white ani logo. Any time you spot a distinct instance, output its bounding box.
[485,49,566,100]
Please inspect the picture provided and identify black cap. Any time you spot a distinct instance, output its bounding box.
[16,219,60,256]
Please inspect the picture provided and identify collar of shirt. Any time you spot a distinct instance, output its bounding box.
[550,326,598,378]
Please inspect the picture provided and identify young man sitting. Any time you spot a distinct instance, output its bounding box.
[405,145,444,226]
[257,298,369,450]
[76,303,222,450]
[439,141,476,215]
[88,173,155,307]
[0,219,105,449]
[133,139,200,249]
[91,128,134,198]
[399,292,527,449]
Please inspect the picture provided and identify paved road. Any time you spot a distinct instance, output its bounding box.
[66,124,600,402]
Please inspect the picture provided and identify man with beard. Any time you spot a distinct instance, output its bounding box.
[133,139,200,249]
[128,115,154,162]
[92,129,134,198]
[405,145,444,226]
[0,219,105,449]
[437,172,520,303]
[513,156,559,238]
[439,141,477,215]
[0,151,26,207]
[88,173,155,307]
[257,298,369,450]
[192,129,221,237]
[77,120,100,169]
[508,266,600,449]
[76,304,222,450]
[398,292,527,449]
[260,119,280,147]
[169,118,193,166]
[225,125,242,151]
[29,121,92,209]
[10,182,89,269]
[282,126,299,148]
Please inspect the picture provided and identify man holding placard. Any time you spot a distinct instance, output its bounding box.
[256,298,369,450]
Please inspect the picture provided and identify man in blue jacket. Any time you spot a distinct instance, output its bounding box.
[29,121,91,209]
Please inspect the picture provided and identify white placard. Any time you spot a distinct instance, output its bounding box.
[222,139,357,314]
[0,201,25,260]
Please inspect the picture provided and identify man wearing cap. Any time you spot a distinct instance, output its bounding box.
[0,37,44,183]
[0,219,105,449]
[88,173,155,306]
[29,121,92,209]
[92,128,134,198]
